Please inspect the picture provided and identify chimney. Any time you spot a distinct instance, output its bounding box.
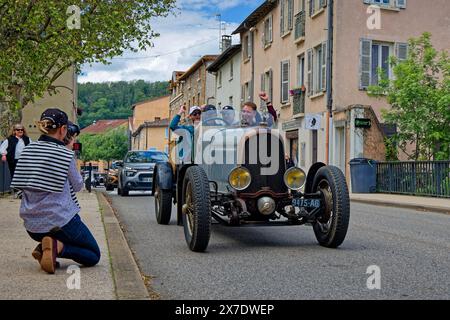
[221,35,232,52]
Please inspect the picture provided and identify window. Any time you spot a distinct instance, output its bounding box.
[297,54,305,87]
[230,61,234,79]
[217,70,222,88]
[363,0,406,8]
[280,60,290,104]
[165,128,169,139]
[280,0,294,36]
[260,69,273,101]
[243,35,252,60]
[229,96,233,106]
[263,15,273,46]
[309,0,327,17]
[197,93,201,105]
[307,42,327,96]
[241,81,253,102]
[297,0,306,13]
[359,39,407,89]
[371,43,391,85]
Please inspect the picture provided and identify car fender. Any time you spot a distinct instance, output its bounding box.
[305,162,326,194]
[153,162,174,193]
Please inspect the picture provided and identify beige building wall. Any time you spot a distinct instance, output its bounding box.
[238,0,449,178]
[132,96,170,130]
[333,0,450,120]
[133,126,168,153]
[22,66,77,140]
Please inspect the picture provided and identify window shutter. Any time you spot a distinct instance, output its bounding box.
[261,73,265,92]
[249,79,254,101]
[269,15,273,43]
[269,69,273,102]
[321,41,327,92]
[396,0,406,8]
[280,0,285,35]
[248,35,253,58]
[288,0,294,30]
[281,61,290,103]
[307,49,313,96]
[359,38,372,90]
[395,42,408,61]
[309,0,314,16]
[241,85,245,102]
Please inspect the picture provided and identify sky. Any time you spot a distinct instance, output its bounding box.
[78,0,265,83]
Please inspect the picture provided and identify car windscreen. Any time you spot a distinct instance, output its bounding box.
[125,151,168,163]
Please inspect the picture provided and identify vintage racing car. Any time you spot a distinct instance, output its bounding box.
[153,110,350,252]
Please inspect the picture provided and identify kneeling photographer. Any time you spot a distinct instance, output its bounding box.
[11,108,100,274]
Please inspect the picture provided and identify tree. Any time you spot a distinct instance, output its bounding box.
[0,0,176,128]
[368,33,450,160]
[79,127,128,164]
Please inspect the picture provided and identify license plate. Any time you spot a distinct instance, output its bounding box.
[292,198,321,208]
[142,178,152,183]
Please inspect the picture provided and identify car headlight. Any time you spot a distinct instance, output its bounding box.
[283,167,306,190]
[228,167,251,191]
[125,170,137,177]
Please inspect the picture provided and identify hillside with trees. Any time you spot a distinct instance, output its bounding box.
[77,80,169,128]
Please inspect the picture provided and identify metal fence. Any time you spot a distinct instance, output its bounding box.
[376,161,450,198]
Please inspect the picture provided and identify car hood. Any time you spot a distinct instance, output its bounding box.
[123,163,155,170]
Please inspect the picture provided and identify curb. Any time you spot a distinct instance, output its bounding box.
[96,191,150,300]
[350,198,450,215]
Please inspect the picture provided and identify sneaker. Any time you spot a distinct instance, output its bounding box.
[40,237,57,274]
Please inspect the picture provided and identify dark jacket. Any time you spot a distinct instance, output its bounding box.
[6,135,30,166]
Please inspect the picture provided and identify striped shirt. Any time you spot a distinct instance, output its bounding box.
[11,136,83,233]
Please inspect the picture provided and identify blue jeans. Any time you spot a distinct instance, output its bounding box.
[28,214,100,267]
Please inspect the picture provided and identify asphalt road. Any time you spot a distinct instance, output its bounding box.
[104,189,450,300]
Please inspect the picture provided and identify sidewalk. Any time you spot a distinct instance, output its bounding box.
[350,192,450,214]
[0,191,115,299]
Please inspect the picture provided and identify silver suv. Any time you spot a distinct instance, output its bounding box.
[118,150,168,196]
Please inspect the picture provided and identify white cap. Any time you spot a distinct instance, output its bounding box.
[189,106,201,115]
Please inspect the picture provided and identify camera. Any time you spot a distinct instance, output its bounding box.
[64,122,80,145]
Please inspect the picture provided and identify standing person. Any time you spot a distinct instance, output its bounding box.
[0,124,31,179]
[11,108,100,274]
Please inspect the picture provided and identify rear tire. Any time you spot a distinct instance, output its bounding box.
[182,166,211,252]
[155,176,172,225]
[312,166,350,248]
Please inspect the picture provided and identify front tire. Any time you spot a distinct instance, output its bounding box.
[181,166,211,252]
[312,166,350,248]
[155,176,172,225]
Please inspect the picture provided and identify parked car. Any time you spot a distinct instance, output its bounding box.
[105,161,121,191]
[117,150,169,196]
[153,112,350,252]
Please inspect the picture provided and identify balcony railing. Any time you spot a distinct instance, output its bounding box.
[295,11,306,40]
[376,161,450,198]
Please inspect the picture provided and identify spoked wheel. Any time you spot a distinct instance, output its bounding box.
[181,166,211,252]
[154,175,172,225]
[312,166,350,248]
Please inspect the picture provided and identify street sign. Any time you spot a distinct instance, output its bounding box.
[305,114,322,130]
[355,118,371,128]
